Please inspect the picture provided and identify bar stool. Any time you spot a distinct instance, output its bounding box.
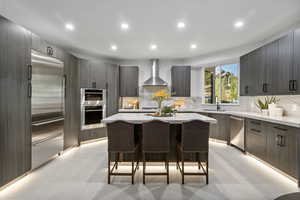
[107,120,139,184]
[176,120,209,184]
[142,120,170,184]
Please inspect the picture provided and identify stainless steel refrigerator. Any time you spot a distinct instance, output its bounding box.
[31,50,65,169]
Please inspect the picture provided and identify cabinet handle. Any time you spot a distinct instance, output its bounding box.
[64,75,67,98]
[280,135,286,147]
[250,121,261,125]
[92,82,96,88]
[293,80,297,91]
[276,135,280,146]
[136,87,139,96]
[28,82,32,98]
[289,80,293,91]
[245,86,249,94]
[250,128,261,133]
[264,83,268,93]
[28,65,32,80]
[274,126,288,131]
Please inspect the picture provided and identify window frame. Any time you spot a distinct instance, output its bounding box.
[202,63,240,105]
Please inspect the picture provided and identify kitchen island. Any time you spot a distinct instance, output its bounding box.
[102,113,217,162]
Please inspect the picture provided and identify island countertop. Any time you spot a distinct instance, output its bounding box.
[102,113,217,124]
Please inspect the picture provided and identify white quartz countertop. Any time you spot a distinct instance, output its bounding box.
[118,109,300,128]
[102,113,217,124]
[227,111,300,128]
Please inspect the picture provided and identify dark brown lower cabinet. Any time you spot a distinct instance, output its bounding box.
[207,113,230,143]
[80,128,107,143]
[267,124,298,178]
[246,119,298,180]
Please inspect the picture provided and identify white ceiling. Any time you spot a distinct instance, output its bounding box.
[1,0,300,59]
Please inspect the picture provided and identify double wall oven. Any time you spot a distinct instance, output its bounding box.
[81,88,106,130]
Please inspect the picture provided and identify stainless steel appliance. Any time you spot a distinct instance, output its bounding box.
[81,88,106,130]
[230,116,245,151]
[143,59,168,86]
[31,50,65,169]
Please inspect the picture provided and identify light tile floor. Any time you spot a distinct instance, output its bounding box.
[0,141,299,200]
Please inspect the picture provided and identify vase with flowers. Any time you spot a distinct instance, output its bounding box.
[152,89,170,115]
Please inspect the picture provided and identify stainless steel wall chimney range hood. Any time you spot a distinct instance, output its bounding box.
[143,59,168,86]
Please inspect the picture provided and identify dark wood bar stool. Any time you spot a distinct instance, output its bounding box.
[107,120,139,184]
[142,120,170,184]
[176,120,209,184]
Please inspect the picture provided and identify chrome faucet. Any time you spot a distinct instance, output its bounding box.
[216,100,221,111]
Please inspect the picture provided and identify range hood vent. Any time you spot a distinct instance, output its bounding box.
[143,59,168,86]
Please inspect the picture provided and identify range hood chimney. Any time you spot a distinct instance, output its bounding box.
[143,59,168,86]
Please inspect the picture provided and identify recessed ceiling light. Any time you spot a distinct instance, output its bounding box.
[150,44,157,50]
[121,23,129,30]
[234,21,244,29]
[177,22,185,29]
[65,23,75,31]
[190,44,197,49]
[111,45,118,51]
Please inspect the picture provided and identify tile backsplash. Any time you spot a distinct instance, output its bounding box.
[137,86,300,117]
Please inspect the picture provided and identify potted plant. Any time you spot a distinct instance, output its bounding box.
[255,96,280,116]
[152,89,170,115]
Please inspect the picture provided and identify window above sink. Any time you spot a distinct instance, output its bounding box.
[204,63,239,105]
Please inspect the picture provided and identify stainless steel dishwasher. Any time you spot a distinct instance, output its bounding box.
[230,116,245,151]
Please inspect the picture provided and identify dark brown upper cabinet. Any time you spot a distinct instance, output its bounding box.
[240,55,250,96]
[119,66,139,97]
[171,66,191,97]
[276,32,294,95]
[78,59,107,89]
[240,29,300,96]
[293,29,300,94]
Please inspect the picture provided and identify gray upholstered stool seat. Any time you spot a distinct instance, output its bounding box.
[142,120,170,184]
[107,120,139,184]
[176,120,209,184]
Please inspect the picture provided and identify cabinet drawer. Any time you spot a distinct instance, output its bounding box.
[247,119,262,132]
[246,128,267,160]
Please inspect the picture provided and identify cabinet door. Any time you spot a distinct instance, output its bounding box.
[208,114,229,142]
[91,62,107,89]
[119,66,139,97]
[171,66,191,97]
[247,51,259,96]
[275,33,294,95]
[246,120,267,160]
[79,59,91,88]
[106,64,119,116]
[268,125,298,178]
[293,28,300,94]
[240,55,250,96]
[64,53,80,149]
[0,16,31,186]
[255,47,267,95]
[263,41,278,95]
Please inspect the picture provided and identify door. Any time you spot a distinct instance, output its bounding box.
[119,66,139,97]
[171,66,191,97]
